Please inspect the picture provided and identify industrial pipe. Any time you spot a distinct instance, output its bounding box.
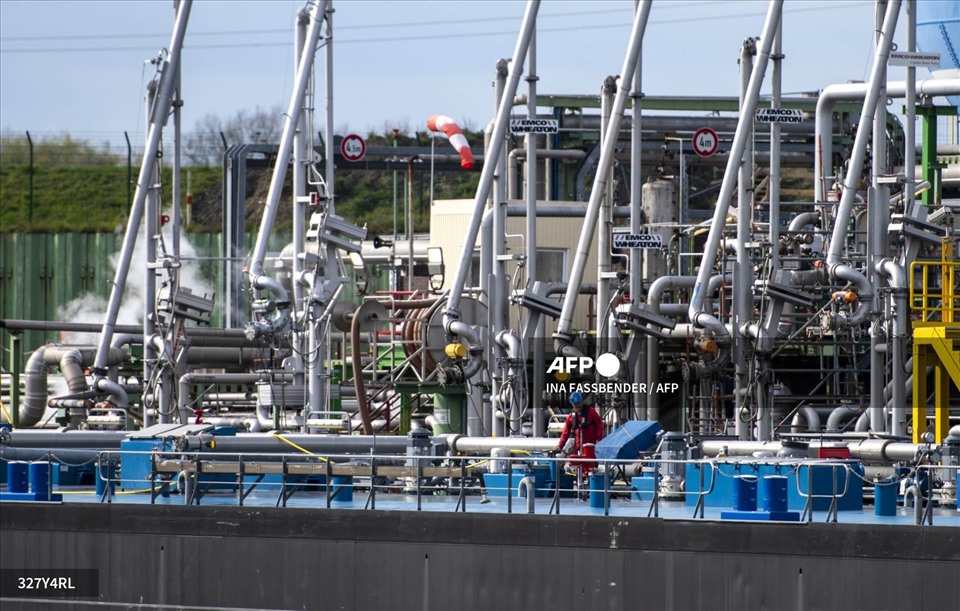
[246,0,329,337]
[351,306,375,435]
[689,0,782,339]
[444,435,556,454]
[824,0,897,327]
[444,0,540,335]
[554,1,652,356]
[518,476,537,513]
[814,78,960,204]
[178,373,263,425]
[826,406,864,432]
[187,434,410,455]
[93,0,191,371]
[21,346,126,427]
[1,430,129,448]
[876,257,908,436]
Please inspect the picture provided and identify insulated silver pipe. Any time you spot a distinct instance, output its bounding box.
[93,0,191,370]
[688,0,782,338]
[21,346,127,427]
[525,33,546,437]
[444,435,556,454]
[292,9,309,311]
[814,79,960,204]
[1,430,129,448]
[825,1,897,272]
[555,1,652,349]
[293,3,335,425]
[248,0,327,299]
[768,21,782,272]
[495,330,525,435]
[826,406,864,432]
[143,83,160,425]
[630,0,645,420]
[891,1,916,441]
[876,258,908,435]
[524,31,539,308]
[757,21,783,442]
[735,37,756,441]
[324,1,334,220]
[189,434,410,455]
[444,0,540,334]
[519,476,537,513]
[825,0,899,332]
[700,438,926,463]
[869,0,892,433]
[647,276,694,420]
[491,58,510,439]
[597,77,616,362]
[171,2,183,259]
[903,0,919,236]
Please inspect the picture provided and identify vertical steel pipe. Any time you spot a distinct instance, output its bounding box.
[735,37,757,440]
[688,0,782,338]
[94,0,192,371]
[444,0,540,333]
[248,0,328,295]
[554,1,652,348]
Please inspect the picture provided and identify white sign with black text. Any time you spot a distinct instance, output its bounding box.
[888,51,941,68]
[509,119,559,135]
[755,108,804,124]
[613,233,663,249]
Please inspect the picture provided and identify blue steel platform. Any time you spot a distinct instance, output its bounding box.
[20,486,957,527]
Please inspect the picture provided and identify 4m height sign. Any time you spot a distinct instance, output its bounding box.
[692,127,718,158]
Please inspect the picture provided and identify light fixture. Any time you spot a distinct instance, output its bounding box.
[427,247,445,290]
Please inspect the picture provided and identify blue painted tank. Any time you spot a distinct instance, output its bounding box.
[918,0,960,105]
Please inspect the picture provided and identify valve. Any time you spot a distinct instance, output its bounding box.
[444,343,468,359]
[832,290,858,304]
[694,337,718,353]
[437,365,465,386]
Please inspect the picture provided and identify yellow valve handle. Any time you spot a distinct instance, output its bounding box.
[444,343,468,359]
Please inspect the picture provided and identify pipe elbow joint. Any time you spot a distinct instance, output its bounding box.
[743,323,775,354]
[691,311,728,339]
[875,258,907,289]
[552,333,584,359]
[94,377,129,409]
[495,330,523,361]
[442,307,462,335]
[251,273,289,303]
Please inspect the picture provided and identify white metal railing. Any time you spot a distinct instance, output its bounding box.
[41,449,955,527]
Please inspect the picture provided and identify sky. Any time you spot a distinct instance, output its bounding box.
[0,0,950,149]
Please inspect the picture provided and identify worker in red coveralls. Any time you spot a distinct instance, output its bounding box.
[552,392,604,481]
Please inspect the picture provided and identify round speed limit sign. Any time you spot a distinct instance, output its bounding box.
[692,127,719,158]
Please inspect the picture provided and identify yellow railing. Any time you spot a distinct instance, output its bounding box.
[909,254,958,326]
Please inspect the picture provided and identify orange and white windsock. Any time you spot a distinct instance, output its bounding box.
[427,115,474,170]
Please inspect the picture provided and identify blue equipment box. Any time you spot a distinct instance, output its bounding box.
[482,465,551,498]
[596,420,663,460]
[630,474,657,501]
[685,460,864,512]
